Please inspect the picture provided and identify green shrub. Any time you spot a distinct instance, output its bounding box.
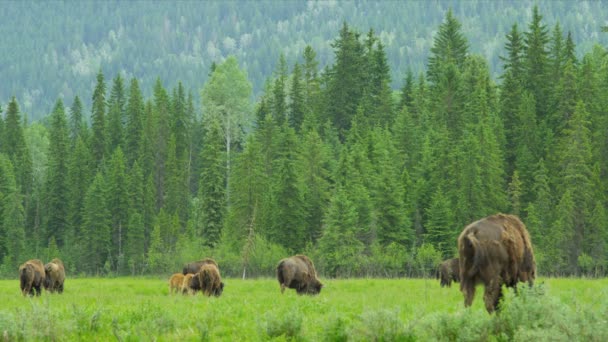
[348,308,414,342]
[261,307,304,341]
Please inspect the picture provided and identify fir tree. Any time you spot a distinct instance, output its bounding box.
[107,74,126,153]
[125,78,144,167]
[82,171,111,274]
[44,99,70,246]
[91,70,108,168]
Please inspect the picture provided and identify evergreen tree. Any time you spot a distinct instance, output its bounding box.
[198,117,226,247]
[107,74,126,153]
[125,78,144,167]
[82,171,111,274]
[106,147,129,272]
[427,8,468,84]
[399,69,415,111]
[271,54,288,125]
[297,128,331,244]
[289,62,305,131]
[3,97,33,207]
[303,45,321,120]
[66,136,92,247]
[91,70,108,168]
[318,187,365,277]
[425,186,455,258]
[44,99,70,247]
[152,78,171,210]
[0,154,25,267]
[524,5,550,121]
[270,125,307,251]
[325,22,366,139]
[69,95,86,142]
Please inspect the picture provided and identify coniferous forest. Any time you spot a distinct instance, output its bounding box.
[1,4,608,278]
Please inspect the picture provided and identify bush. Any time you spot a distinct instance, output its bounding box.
[260,307,304,341]
[348,308,414,342]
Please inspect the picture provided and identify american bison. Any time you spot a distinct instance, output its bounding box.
[458,213,536,313]
[437,258,460,288]
[19,259,46,297]
[182,273,195,295]
[277,255,323,295]
[182,258,218,275]
[169,273,185,294]
[190,264,223,297]
[43,258,66,293]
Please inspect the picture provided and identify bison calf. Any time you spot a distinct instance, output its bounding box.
[169,273,185,294]
[458,213,536,313]
[19,259,46,297]
[277,255,323,295]
[437,258,460,288]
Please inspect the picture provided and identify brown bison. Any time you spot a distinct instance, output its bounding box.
[19,259,46,297]
[437,258,460,288]
[190,264,224,297]
[168,273,185,294]
[43,258,66,293]
[182,273,196,295]
[182,258,218,275]
[277,255,323,295]
[458,213,536,313]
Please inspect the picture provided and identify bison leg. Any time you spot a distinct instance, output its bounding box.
[483,278,503,314]
[461,280,476,307]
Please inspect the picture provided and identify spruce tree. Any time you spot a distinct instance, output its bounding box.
[106,147,129,272]
[524,5,550,121]
[82,171,111,274]
[289,62,305,131]
[107,74,126,153]
[91,70,108,169]
[45,99,70,247]
[69,95,86,142]
[199,117,226,248]
[3,97,33,206]
[125,78,144,167]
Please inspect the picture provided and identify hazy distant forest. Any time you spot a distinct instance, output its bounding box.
[1,1,608,278]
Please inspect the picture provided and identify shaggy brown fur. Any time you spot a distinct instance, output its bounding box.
[437,258,460,288]
[181,274,195,295]
[182,258,218,275]
[458,213,536,313]
[168,273,185,294]
[19,259,46,297]
[277,255,323,295]
[191,264,223,297]
[44,258,66,293]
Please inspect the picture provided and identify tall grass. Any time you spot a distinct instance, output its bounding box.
[0,277,606,340]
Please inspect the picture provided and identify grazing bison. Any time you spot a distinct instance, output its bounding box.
[437,258,460,288]
[191,264,223,297]
[458,213,536,313]
[43,258,65,293]
[19,259,46,297]
[169,273,185,294]
[277,255,323,295]
[182,258,218,275]
[181,273,195,295]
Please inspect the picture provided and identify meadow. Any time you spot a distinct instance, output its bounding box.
[1,277,607,341]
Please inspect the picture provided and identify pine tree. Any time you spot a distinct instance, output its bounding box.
[69,95,86,142]
[297,128,331,244]
[427,8,468,84]
[125,78,144,167]
[91,70,108,168]
[106,147,129,272]
[82,171,111,274]
[199,117,226,247]
[3,97,33,206]
[325,22,366,139]
[524,5,550,121]
[425,186,455,258]
[44,99,70,246]
[107,74,126,153]
[270,125,307,251]
[289,62,305,131]
[318,187,365,277]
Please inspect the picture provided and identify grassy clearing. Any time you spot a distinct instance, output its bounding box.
[0,277,606,341]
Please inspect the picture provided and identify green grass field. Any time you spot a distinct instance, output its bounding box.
[1,277,607,341]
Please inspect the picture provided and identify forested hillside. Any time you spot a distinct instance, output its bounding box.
[1,4,608,278]
[1,0,607,120]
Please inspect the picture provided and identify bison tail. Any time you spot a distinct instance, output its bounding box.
[462,232,484,277]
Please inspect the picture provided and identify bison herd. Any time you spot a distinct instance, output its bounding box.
[17,213,534,314]
[19,258,65,296]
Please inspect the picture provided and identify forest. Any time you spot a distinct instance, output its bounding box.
[1,5,608,279]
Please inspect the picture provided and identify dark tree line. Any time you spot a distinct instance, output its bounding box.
[1,7,607,277]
